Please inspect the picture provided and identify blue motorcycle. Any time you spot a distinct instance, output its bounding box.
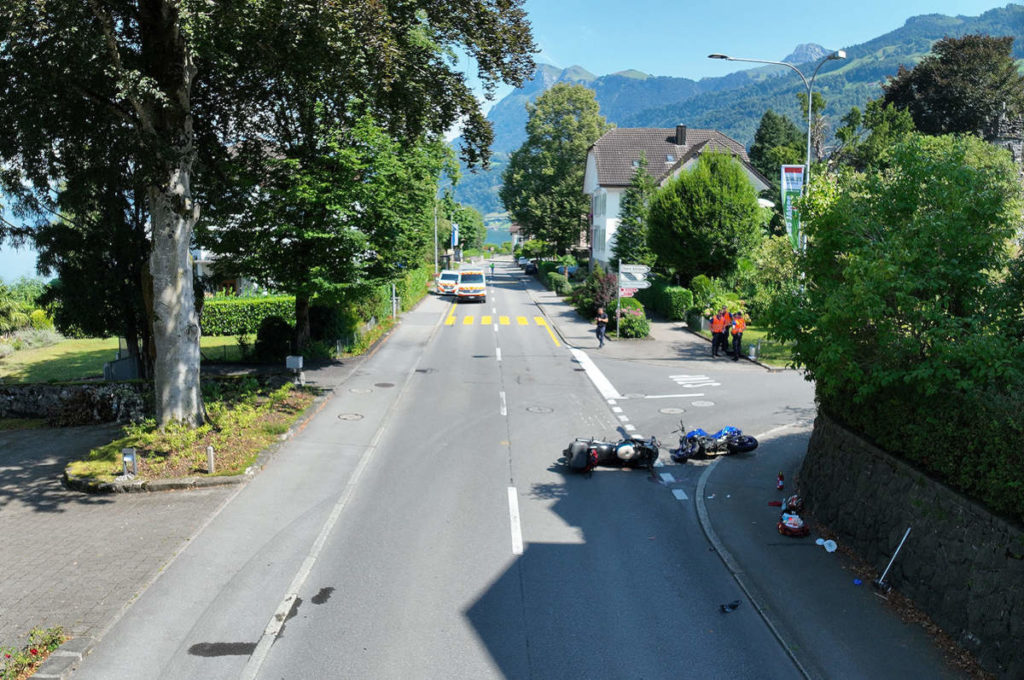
[669,420,758,462]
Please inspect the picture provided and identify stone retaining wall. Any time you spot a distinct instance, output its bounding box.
[0,383,148,424]
[800,413,1024,678]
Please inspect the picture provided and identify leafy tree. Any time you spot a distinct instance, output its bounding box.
[201,115,449,350]
[748,110,804,190]
[451,204,487,252]
[610,154,657,269]
[0,284,29,334]
[768,133,1024,518]
[0,1,535,426]
[882,35,1024,136]
[500,83,612,253]
[831,100,917,171]
[647,152,762,284]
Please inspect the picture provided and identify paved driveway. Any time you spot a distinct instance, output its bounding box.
[0,425,236,650]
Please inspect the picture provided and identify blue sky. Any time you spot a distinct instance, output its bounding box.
[1,0,1016,282]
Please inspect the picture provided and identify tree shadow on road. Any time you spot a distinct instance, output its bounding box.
[0,425,121,513]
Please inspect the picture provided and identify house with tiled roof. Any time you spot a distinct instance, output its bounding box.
[583,125,771,267]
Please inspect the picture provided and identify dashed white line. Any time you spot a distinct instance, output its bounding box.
[496,347,502,362]
[499,391,507,416]
[612,407,623,413]
[672,489,689,501]
[644,393,705,399]
[617,415,629,422]
[508,487,524,555]
[624,424,636,432]
[660,473,676,483]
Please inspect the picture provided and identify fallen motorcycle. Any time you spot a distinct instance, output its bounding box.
[563,434,660,473]
[669,421,758,462]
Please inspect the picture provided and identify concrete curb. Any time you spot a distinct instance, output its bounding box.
[694,441,814,680]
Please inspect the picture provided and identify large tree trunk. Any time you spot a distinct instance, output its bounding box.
[139,0,203,427]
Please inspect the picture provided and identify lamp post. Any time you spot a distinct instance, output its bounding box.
[708,50,846,189]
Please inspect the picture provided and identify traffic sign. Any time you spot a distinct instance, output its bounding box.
[622,279,651,289]
[619,271,648,283]
[620,264,650,275]
[619,288,637,297]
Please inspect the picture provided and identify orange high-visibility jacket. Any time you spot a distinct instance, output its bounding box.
[710,315,725,333]
[722,311,733,326]
[732,317,747,335]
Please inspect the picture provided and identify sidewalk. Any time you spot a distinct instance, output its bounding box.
[520,268,963,679]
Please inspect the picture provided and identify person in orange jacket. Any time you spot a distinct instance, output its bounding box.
[731,311,747,361]
[709,310,726,357]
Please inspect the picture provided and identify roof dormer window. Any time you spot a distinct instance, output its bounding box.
[666,154,675,162]
[631,160,641,168]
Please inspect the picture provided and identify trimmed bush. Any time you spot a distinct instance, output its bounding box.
[545,272,572,295]
[608,297,649,337]
[201,296,295,335]
[663,287,694,319]
[254,315,293,362]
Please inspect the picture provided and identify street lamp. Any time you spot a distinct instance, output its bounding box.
[708,50,846,189]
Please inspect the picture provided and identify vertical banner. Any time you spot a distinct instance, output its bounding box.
[781,165,805,250]
[451,222,459,248]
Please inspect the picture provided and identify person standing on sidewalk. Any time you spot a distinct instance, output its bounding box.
[710,310,725,357]
[594,307,608,348]
[720,307,733,355]
[731,311,746,361]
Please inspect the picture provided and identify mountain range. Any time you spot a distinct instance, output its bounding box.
[455,3,1024,219]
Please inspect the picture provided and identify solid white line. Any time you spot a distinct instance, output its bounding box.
[569,348,622,400]
[508,487,524,555]
[499,391,507,416]
[496,347,502,362]
[660,473,676,483]
[644,393,705,399]
[673,489,689,501]
[241,369,412,680]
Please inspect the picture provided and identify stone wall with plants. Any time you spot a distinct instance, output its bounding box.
[0,383,149,425]
[800,413,1024,678]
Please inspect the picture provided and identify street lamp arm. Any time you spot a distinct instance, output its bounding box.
[707,54,808,89]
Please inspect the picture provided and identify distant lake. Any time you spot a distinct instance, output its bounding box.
[485,226,511,246]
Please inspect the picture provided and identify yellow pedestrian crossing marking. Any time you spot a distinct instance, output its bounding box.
[516,316,528,325]
[463,316,474,325]
[443,313,560,346]
[445,315,456,326]
[481,315,492,325]
[499,316,510,325]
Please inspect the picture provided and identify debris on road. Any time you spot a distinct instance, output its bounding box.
[720,600,742,613]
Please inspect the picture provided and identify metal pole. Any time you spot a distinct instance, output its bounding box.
[433,191,439,275]
[616,259,622,333]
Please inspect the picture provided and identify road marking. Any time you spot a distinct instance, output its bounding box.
[493,323,498,333]
[481,315,492,325]
[508,487,524,555]
[660,473,676,483]
[499,316,510,325]
[569,348,622,400]
[612,407,623,413]
[463,316,474,325]
[517,316,528,325]
[673,489,689,501]
[445,315,456,326]
[496,348,502,362]
[617,415,629,422]
[670,374,720,388]
[499,391,507,416]
[536,317,561,347]
[644,393,705,399]
[492,307,497,314]
[607,399,617,405]
[625,424,636,432]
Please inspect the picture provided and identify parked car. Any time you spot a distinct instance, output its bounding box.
[523,261,538,275]
[456,268,487,302]
[436,269,459,295]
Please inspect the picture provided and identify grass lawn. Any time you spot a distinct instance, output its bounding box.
[0,335,254,384]
[694,325,794,368]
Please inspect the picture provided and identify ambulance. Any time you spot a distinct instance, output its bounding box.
[436,269,459,296]
[455,268,487,302]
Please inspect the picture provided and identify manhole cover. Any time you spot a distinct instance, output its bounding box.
[691,400,715,407]
[338,413,364,421]
[624,393,645,399]
[659,407,685,415]
[349,388,372,394]
[374,382,395,388]
[526,406,554,414]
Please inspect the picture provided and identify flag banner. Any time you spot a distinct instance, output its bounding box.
[451,222,459,247]
[781,165,805,250]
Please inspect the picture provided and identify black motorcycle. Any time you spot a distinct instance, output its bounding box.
[563,434,660,473]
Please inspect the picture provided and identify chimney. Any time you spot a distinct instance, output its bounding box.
[675,124,687,145]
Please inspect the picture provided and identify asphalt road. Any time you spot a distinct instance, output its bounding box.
[69,263,804,679]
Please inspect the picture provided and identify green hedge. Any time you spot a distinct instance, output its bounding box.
[637,281,694,320]
[201,296,295,335]
[545,272,573,295]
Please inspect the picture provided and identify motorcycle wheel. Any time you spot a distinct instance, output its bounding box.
[726,435,758,454]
